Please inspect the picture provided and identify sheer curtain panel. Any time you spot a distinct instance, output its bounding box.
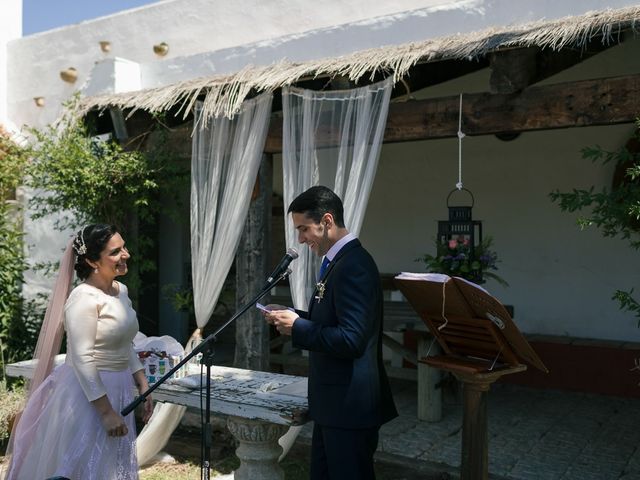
[137,93,273,466]
[281,77,393,309]
[191,93,273,329]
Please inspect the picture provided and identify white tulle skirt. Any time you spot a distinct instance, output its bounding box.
[6,364,138,480]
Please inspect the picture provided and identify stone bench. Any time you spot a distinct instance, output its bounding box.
[6,356,309,480]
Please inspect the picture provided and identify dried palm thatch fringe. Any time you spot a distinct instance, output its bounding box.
[80,5,640,122]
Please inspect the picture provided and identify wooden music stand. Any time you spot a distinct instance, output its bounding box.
[394,273,547,480]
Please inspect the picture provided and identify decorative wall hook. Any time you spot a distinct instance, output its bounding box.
[34,97,45,107]
[153,42,169,56]
[60,67,78,83]
[99,41,111,53]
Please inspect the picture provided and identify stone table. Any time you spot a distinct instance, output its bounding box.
[7,356,309,480]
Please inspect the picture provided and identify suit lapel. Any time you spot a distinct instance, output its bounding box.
[308,239,361,315]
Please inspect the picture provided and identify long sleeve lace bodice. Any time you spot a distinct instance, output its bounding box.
[64,282,143,401]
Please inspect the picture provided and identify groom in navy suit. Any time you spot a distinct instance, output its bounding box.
[266,186,397,479]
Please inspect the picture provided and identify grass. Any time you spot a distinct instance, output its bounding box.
[139,459,202,480]
[1,447,308,480]
[0,384,309,480]
[0,390,434,480]
[139,452,309,480]
[0,382,25,443]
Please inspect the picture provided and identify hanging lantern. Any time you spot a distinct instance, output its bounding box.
[437,188,483,281]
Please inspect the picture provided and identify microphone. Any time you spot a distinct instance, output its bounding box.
[265,248,299,285]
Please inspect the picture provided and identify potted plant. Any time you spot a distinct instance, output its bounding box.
[419,235,508,287]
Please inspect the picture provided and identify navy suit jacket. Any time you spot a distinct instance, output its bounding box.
[292,239,398,429]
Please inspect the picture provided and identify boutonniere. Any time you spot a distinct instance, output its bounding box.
[315,281,326,303]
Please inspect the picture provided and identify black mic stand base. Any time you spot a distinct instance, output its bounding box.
[201,339,215,480]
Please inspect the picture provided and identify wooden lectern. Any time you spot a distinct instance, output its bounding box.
[394,273,547,480]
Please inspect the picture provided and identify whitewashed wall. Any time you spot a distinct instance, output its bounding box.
[271,36,640,342]
[358,36,640,342]
[4,0,640,340]
[7,0,640,128]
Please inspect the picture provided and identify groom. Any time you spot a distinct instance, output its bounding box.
[265,185,397,479]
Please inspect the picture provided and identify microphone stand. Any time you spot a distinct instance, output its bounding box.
[121,268,292,480]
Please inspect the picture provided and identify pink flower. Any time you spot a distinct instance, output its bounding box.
[448,239,458,249]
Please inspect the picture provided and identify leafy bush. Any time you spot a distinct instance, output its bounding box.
[25,99,188,298]
[0,129,35,372]
[27,110,161,230]
[0,99,188,365]
[0,213,31,366]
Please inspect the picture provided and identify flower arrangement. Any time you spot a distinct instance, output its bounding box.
[419,235,508,286]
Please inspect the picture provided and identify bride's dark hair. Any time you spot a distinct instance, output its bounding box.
[73,224,119,280]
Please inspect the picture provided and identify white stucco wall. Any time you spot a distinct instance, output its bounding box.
[7,0,640,128]
[4,0,639,341]
[357,36,640,342]
[361,125,638,341]
[270,34,640,342]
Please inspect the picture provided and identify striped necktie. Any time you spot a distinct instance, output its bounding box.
[318,257,330,280]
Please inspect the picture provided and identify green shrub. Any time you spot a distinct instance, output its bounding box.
[0,129,34,373]
[25,98,188,302]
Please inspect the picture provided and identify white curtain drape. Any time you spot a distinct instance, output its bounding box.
[282,77,393,309]
[191,93,273,328]
[136,92,273,466]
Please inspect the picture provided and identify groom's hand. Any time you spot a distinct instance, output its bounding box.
[265,308,298,336]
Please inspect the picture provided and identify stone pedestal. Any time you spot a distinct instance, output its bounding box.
[226,416,288,480]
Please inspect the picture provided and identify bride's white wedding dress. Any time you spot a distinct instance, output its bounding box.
[7,282,143,480]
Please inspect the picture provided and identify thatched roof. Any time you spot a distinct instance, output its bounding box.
[80,5,640,120]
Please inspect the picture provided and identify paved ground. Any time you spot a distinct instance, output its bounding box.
[295,379,640,480]
[170,344,640,479]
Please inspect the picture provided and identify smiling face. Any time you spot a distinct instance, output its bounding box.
[292,212,334,257]
[88,232,130,280]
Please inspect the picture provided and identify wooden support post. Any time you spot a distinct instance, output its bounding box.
[454,366,526,480]
[417,334,442,422]
[396,275,542,480]
[460,379,490,480]
[235,155,273,370]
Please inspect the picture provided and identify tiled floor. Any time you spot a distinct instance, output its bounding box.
[298,380,640,479]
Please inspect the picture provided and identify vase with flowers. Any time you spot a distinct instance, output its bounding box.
[419,235,508,286]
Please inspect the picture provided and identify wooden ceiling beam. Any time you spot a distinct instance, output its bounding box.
[262,73,640,152]
[489,47,539,94]
[488,41,617,94]
[136,73,640,157]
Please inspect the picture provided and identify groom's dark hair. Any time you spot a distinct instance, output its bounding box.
[288,185,345,228]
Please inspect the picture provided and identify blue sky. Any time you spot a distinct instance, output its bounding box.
[23,0,161,35]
